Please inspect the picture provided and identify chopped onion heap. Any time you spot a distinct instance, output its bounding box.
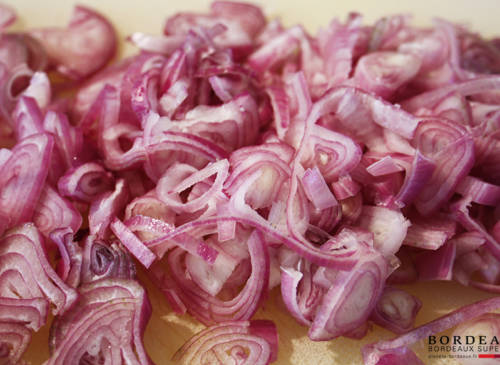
[0,2,500,364]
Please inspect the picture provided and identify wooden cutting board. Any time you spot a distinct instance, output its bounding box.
[6,0,499,363]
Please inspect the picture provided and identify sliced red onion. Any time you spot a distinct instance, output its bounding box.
[2,3,500,362]
[366,156,405,177]
[0,148,11,167]
[88,178,129,238]
[0,223,78,315]
[301,125,362,182]
[57,162,114,203]
[451,197,500,259]
[124,193,175,229]
[301,167,338,210]
[224,143,294,210]
[210,1,266,38]
[172,93,260,152]
[50,228,82,288]
[160,230,269,324]
[453,231,486,257]
[354,51,421,99]
[0,133,53,229]
[394,151,435,208]
[402,76,500,112]
[0,297,48,332]
[125,214,218,262]
[81,236,136,283]
[356,206,410,257]
[47,279,153,365]
[266,85,290,139]
[33,185,82,238]
[157,159,229,214]
[12,95,44,140]
[144,131,227,181]
[164,10,254,53]
[173,320,278,365]
[83,86,146,170]
[43,110,83,176]
[247,26,301,72]
[413,118,474,215]
[129,32,185,54]
[22,72,51,109]
[371,287,422,334]
[131,68,161,121]
[403,212,456,250]
[0,322,31,364]
[29,5,117,79]
[185,248,238,297]
[456,175,500,206]
[72,56,134,121]
[280,261,324,327]
[319,14,364,86]
[331,174,361,199]
[309,250,392,340]
[316,87,420,141]
[414,241,456,281]
[363,296,500,365]
[110,218,156,268]
[287,71,312,120]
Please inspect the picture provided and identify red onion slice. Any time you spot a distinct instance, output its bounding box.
[57,162,114,203]
[173,320,278,365]
[371,287,422,334]
[50,228,82,288]
[159,230,269,324]
[12,95,44,140]
[80,236,136,283]
[394,151,436,208]
[0,322,31,364]
[0,133,53,229]
[0,224,77,315]
[356,205,410,257]
[110,218,156,268]
[29,6,117,79]
[88,179,129,238]
[21,72,51,109]
[47,279,153,365]
[301,167,338,210]
[456,175,500,206]
[415,241,456,281]
[366,156,405,177]
[309,250,392,340]
[354,51,421,99]
[157,159,229,213]
[413,118,475,214]
[33,185,82,238]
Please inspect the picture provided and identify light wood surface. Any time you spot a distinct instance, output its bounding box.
[5,1,499,364]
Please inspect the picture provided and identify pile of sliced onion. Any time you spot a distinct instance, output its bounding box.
[1,1,500,364]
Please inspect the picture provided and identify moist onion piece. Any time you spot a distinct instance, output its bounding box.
[28,5,117,79]
[47,279,153,365]
[0,224,78,315]
[370,287,422,334]
[0,133,53,229]
[172,320,278,365]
